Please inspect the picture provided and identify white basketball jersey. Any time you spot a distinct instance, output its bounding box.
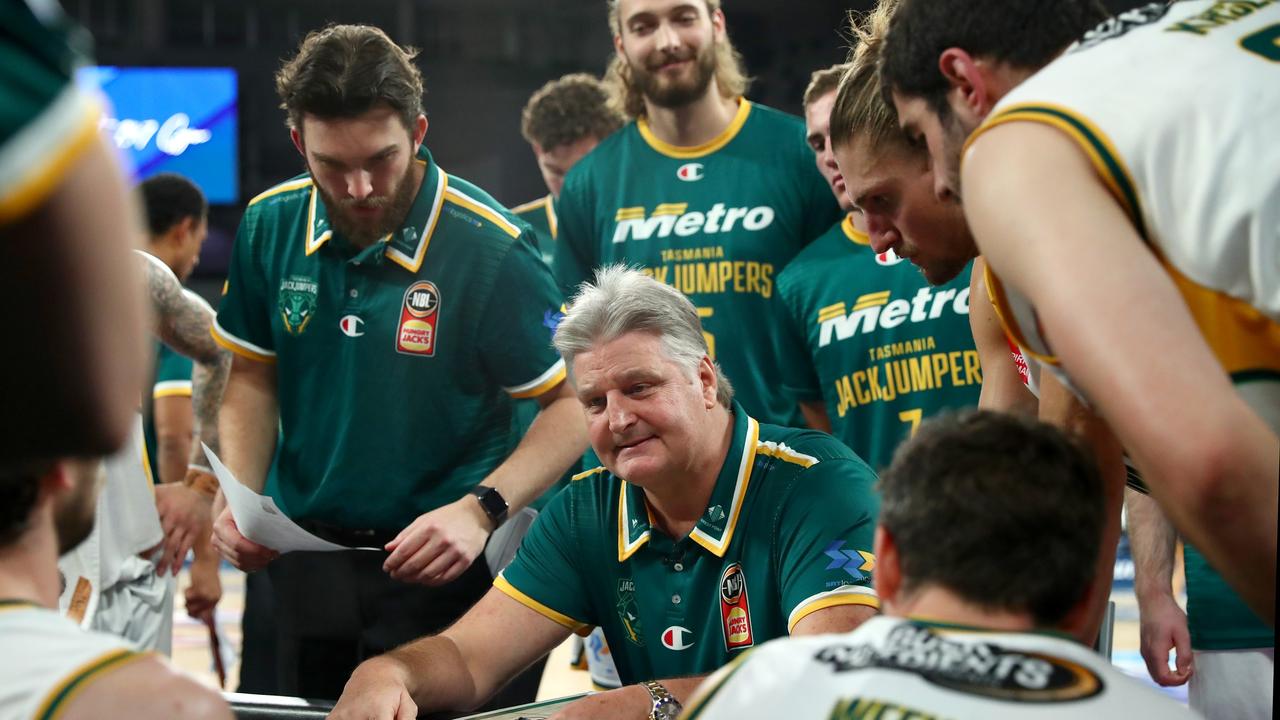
[973,0,1280,406]
[684,616,1200,719]
[0,602,141,720]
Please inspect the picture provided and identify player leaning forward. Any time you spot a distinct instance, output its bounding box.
[330,267,882,720]
[208,24,587,701]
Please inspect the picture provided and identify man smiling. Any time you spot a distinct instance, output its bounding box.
[330,267,880,720]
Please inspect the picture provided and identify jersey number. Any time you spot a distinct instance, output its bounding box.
[697,306,716,359]
[898,408,923,436]
[1241,23,1280,62]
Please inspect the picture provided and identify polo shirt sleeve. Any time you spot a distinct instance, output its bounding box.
[153,343,194,398]
[0,2,100,225]
[550,167,597,301]
[774,266,823,403]
[776,457,881,632]
[212,214,277,362]
[494,487,592,633]
[477,236,567,399]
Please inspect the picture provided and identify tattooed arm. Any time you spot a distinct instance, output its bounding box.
[139,251,231,576]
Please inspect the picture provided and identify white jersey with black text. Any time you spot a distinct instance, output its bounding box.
[683,616,1199,719]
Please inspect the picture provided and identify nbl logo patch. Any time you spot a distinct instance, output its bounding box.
[719,563,754,651]
[396,281,441,356]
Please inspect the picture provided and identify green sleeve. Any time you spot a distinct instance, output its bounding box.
[551,167,598,301]
[774,265,823,403]
[495,486,592,630]
[153,343,194,391]
[213,212,276,359]
[477,234,567,398]
[775,457,880,629]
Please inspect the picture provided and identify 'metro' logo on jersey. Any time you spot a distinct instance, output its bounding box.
[612,202,775,243]
[818,286,971,348]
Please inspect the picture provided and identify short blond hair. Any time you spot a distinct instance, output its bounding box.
[829,0,914,160]
[604,0,751,118]
[802,63,850,109]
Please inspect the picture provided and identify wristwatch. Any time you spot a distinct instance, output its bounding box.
[642,680,683,720]
[468,485,508,528]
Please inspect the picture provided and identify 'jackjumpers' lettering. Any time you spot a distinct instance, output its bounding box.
[834,350,982,416]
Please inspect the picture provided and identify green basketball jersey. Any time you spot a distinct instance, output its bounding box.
[142,341,194,483]
[512,194,558,266]
[214,146,567,530]
[553,100,842,426]
[496,403,880,684]
[776,217,981,471]
[1183,543,1272,650]
[0,0,100,224]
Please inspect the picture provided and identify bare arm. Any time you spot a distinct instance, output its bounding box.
[969,257,1037,416]
[799,400,832,434]
[140,255,230,463]
[331,588,571,718]
[1127,488,1193,686]
[962,122,1277,623]
[0,133,147,458]
[152,395,194,485]
[383,380,588,585]
[60,655,231,720]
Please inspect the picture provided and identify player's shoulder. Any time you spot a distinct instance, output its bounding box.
[754,421,861,467]
[779,222,854,282]
[742,100,804,130]
[58,654,231,720]
[244,172,312,215]
[440,172,531,246]
[562,122,639,189]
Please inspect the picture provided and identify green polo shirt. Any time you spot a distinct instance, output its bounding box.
[496,403,880,683]
[511,194,558,267]
[552,100,842,426]
[0,0,100,225]
[777,216,981,470]
[142,341,194,482]
[213,146,567,530]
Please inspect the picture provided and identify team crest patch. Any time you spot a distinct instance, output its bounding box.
[396,281,441,356]
[278,275,318,335]
[616,578,645,646]
[719,563,754,651]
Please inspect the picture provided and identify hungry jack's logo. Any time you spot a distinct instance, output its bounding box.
[396,281,440,356]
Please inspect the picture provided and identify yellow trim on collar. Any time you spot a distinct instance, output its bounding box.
[617,487,653,562]
[841,214,869,245]
[572,466,607,482]
[387,168,445,273]
[637,98,751,159]
[493,575,589,632]
[688,417,759,557]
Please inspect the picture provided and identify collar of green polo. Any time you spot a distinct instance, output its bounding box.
[617,402,759,562]
[304,144,446,273]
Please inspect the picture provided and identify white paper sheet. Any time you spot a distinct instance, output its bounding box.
[203,443,360,553]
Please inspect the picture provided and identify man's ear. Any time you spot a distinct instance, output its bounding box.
[872,526,900,610]
[699,356,718,409]
[938,47,996,120]
[412,114,428,150]
[290,127,305,156]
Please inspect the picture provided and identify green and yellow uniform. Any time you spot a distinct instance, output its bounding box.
[496,404,880,683]
[511,194,558,267]
[553,100,842,426]
[777,217,981,470]
[0,0,101,225]
[141,342,193,482]
[212,146,566,530]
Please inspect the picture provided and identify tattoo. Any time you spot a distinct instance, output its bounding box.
[140,253,230,463]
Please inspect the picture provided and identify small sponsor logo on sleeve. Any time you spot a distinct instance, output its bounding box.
[719,563,754,651]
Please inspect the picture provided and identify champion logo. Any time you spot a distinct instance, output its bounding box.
[339,315,365,337]
[875,248,905,267]
[676,162,704,182]
[662,626,694,651]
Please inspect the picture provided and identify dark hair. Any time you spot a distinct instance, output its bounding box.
[138,173,207,237]
[521,73,626,151]
[0,462,49,546]
[879,410,1104,626]
[879,0,1109,117]
[275,24,425,133]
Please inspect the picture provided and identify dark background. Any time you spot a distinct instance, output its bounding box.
[65,0,1144,291]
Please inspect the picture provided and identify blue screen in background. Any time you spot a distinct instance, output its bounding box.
[77,66,239,204]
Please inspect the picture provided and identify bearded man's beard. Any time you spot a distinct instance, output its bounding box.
[630,40,718,109]
[313,161,419,246]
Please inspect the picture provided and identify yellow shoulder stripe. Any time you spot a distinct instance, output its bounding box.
[511,196,550,214]
[0,98,100,226]
[571,466,607,482]
[444,187,521,238]
[248,177,312,207]
[35,649,146,720]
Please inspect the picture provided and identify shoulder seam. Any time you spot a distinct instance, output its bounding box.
[443,185,521,238]
[247,177,312,207]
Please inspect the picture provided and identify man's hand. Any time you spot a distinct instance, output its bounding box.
[329,656,418,720]
[383,496,491,585]
[154,483,213,576]
[185,545,222,620]
[209,491,279,572]
[1139,594,1194,686]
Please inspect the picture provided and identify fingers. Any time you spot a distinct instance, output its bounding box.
[395,692,418,720]
[211,511,278,571]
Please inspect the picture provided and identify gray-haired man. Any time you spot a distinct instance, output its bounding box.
[331,266,881,720]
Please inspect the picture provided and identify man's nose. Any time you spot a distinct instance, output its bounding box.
[346,170,373,201]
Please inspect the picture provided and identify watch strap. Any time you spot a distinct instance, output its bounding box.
[468,485,508,527]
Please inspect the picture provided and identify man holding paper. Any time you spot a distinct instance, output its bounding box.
[208,25,587,702]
